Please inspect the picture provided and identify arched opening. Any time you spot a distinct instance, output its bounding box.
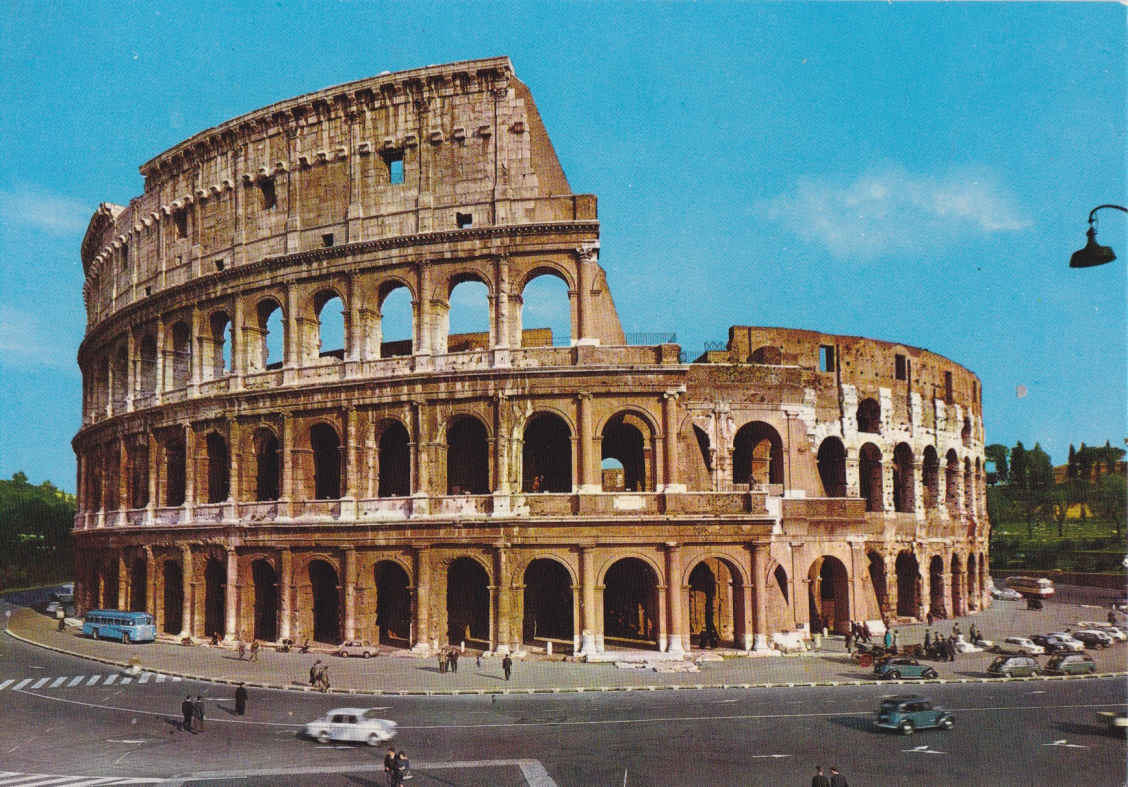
[895,552,920,618]
[522,413,572,492]
[446,277,490,352]
[520,271,571,346]
[170,321,191,389]
[446,417,489,494]
[257,299,285,370]
[961,418,972,448]
[251,560,278,642]
[208,311,232,378]
[446,557,489,647]
[817,437,847,497]
[162,561,183,634]
[378,284,413,357]
[112,346,128,411]
[693,425,712,473]
[922,446,940,509]
[602,412,653,492]
[774,565,789,604]
[893,443,915,513]
[374,561,411,646]
[377,421,411,497]
[978,553,986,607]
[748,346,781,364]
[130,557,146,612]
[522,558,574,647]
[867,552,888,618]
[314,291,345,361]
[856,398,881,434]
[165,435,186,507]
[688,558,743,648]
[963,458,974,513]
[950,554,964,617]
[203,558,225,639]
[253,429,280,501]
[104,444,120,511]
[929,555,946,617]
[732,421,783,486]
[601,457,625,491]
[205,433,229,504]
[129,441,149,509]
[808,556,849,634]
[309,559,341,644]
[101,559,120,610]
[93,356,110,415]
[966,553,978,610]
[139,334,157,395]
[859,443,883,512]
[945,450,960,511]
[603,557,659,649]
[310,424,341,499]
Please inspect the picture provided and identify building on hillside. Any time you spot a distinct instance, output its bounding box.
[72,57,989,655]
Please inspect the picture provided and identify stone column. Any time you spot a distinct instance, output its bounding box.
[117,552,129,611]
[580,546,597,654]
[751,543,769,651]
[845,449,860,499]
[346,275,361,362]
[224,546,238,640]
[125,330,136,411]
[414,547,431,647]
[488,583,499,652]
[179,544,193,638]
[279,548,293,641]
[154,320,165,398]
[411,401,428,497]
[343,547,357,641]
[143,546,156,617]
[665,543,685,654]
[662,391,682,492]
[279,414,293,517]
[189,305,202,394]
[146,431,158,521]
[284,284,299,375]
[493,393,509,495]
[183,424,196,511]
[577,393,596,493]
[344,407,359,500]
[228,419,241,506]
[493,255,510,350]
[117,438,129,513]
[494,546,511,650]
[232,294,245,384]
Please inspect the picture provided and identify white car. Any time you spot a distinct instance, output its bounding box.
[1046,633,1086,652]
[1077,622,1128,642]
[997,636,1044,656]
[303,708,397,746]
[991,587,1022,601]
[335,640,378,658]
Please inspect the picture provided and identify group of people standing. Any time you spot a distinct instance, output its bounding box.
[180,695,206,732]
[437,646,460,673]
[309,659,331,691]
[384,748,412,785]
[811,765,848,786]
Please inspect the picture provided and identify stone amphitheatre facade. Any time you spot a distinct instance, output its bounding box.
[73,57,989,656]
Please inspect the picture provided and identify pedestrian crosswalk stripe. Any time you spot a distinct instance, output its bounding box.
[50,677,67,688]
[103,674,117,685]
[30,678,48,689]
[0,774,159,786]
[137,672,151,684]
[0,680,13,691]
[67,676,85,687]
[0,673,179,692]
[86,675,101,686]
[12,678,32,690]
[119,677,131,684]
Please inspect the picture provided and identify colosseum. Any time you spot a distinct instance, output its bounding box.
[73,56,989,657]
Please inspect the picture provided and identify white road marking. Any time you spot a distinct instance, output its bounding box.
[11,679,32,691]
[747,754,791,759]
[155,674,166,683]
[903,744,946,755]
[86,676,101,687]
[1043,739,1088,749]
[119,678,131,684]
[29,678,48,689]
[105,740,147,744]
[66,676,85,687]
[49,677,67,688]
[0,680,13,691]
[103,675,117,686]
[137,673,151,684]
[170,759,558,786]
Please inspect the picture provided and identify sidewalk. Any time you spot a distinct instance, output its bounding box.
[6,593,1126,695]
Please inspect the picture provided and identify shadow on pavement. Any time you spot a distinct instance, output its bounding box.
[827,715,878,733]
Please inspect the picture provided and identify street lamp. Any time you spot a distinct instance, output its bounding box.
[1070,204,1127,268]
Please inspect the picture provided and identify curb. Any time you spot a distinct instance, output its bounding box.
[5,628,1126,697]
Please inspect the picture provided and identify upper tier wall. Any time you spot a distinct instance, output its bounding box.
[80,57,589,329]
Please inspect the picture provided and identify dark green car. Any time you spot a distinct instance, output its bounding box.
[874,695,954,735]
[1046,653,1096,675]
[873,657,939,680]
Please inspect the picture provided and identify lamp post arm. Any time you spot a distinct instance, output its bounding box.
[1087,204,1128,224]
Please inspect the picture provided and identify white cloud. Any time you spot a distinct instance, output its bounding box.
[759,165,1032,260]
[0,185,91,236]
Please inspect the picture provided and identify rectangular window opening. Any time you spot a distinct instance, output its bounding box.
[819,345,835,373]
[384,151,405,184]
[321,233,334,248]
[945,370,954,402]
[215,259,225,272]
[259,177,277,209]
[173,210,188,239]
[895,354,907,380]
[456,212,473,228]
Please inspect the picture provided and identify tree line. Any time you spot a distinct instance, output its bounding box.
[0,472,75,590]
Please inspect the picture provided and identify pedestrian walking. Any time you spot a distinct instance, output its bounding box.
[310,659,322,687]
[892,630,899,652]
[883,628,893,650]
[384,747,397,787]
[318,663,330,692]
[449,648,459,673]
[926,610,934,627]
[234,683,247,715]
[249,639,260,662]
[829,766,848,787]
[502,653,513,681]
[924,630,932,651]
[181,695,194,732]
[947,636,956,662]
[476,652,482,668]
[193,696,205,732]
[862,622,871,642]
[811,765,831,787]
[952,622,961,638]
[844,630,853,654]
[438,649,447,673]
[393,750,411,784]
[237,639,247,660]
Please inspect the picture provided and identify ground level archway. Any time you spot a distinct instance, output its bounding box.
[162,561,183,634]
[687,557,745,648]
[895,552,920,618]
[522,559,574,648]
[603,557,659,649]
[309,559,341,644]
[446,557,490,647]
[251,559,278,642]
[375,561,411,646]
[808,556,849,634]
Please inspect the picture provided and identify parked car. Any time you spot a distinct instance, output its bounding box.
[335,640,378,658]
[873,657,939,680]
[1030,634,1084,653]
[987,655,1040,677]
[995,636,1044,656]
[874,695,954,735]
[1071,629,1113,649]
[1075,622,1127,642]
[1045,653,1096,675]
[991,586,1023,601]
[302,708,397,745]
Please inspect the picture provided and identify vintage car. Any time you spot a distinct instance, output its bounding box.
[1045,653,1096,675]
[1030,633,1084,653]
[987,655,1040,677]
[874,695,954,735]
[303,708,397,745]
[873,657,939,680]
[1071,629,1113,649]
[335,640,378,658]
[990,586,1023,601]
[994,636,1045,656]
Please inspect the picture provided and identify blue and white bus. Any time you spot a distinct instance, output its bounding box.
[82,610,157,643]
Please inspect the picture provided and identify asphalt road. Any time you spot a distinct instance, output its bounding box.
[2,625,1126,787]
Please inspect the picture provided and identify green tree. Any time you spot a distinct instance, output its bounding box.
[1091,473,1127,537]
[1010,442,1028,489]
[0,472,75,589]
[1067,444,1078,480]
[985,444,1009,485]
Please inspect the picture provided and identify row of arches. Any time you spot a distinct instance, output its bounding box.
[85,272,574,417]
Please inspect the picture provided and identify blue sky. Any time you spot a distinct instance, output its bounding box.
[1,2,1124,491]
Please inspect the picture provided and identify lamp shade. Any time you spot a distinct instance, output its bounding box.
[1070,226,1117,268]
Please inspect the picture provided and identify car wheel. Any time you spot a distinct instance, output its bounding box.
[940,716,954,730]
[889,671,901,680]
[337,651,347,658]
[121,632,130,644]
[317,730,331,744]
[367,732,381,746]
[363,651,372,659]
[1003,671,1012,678]
[923,668,938,679]
[900,721,914,735]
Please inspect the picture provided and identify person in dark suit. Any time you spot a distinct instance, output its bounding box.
[193,696,205,731]
[829,766,848,787]
[811,765,830,787]
[234,683,248,715]
[181,696,194,732]
[502,654,513,680]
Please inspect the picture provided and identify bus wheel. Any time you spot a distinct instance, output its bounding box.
[92,629,99,640]
[121,632,130,644]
